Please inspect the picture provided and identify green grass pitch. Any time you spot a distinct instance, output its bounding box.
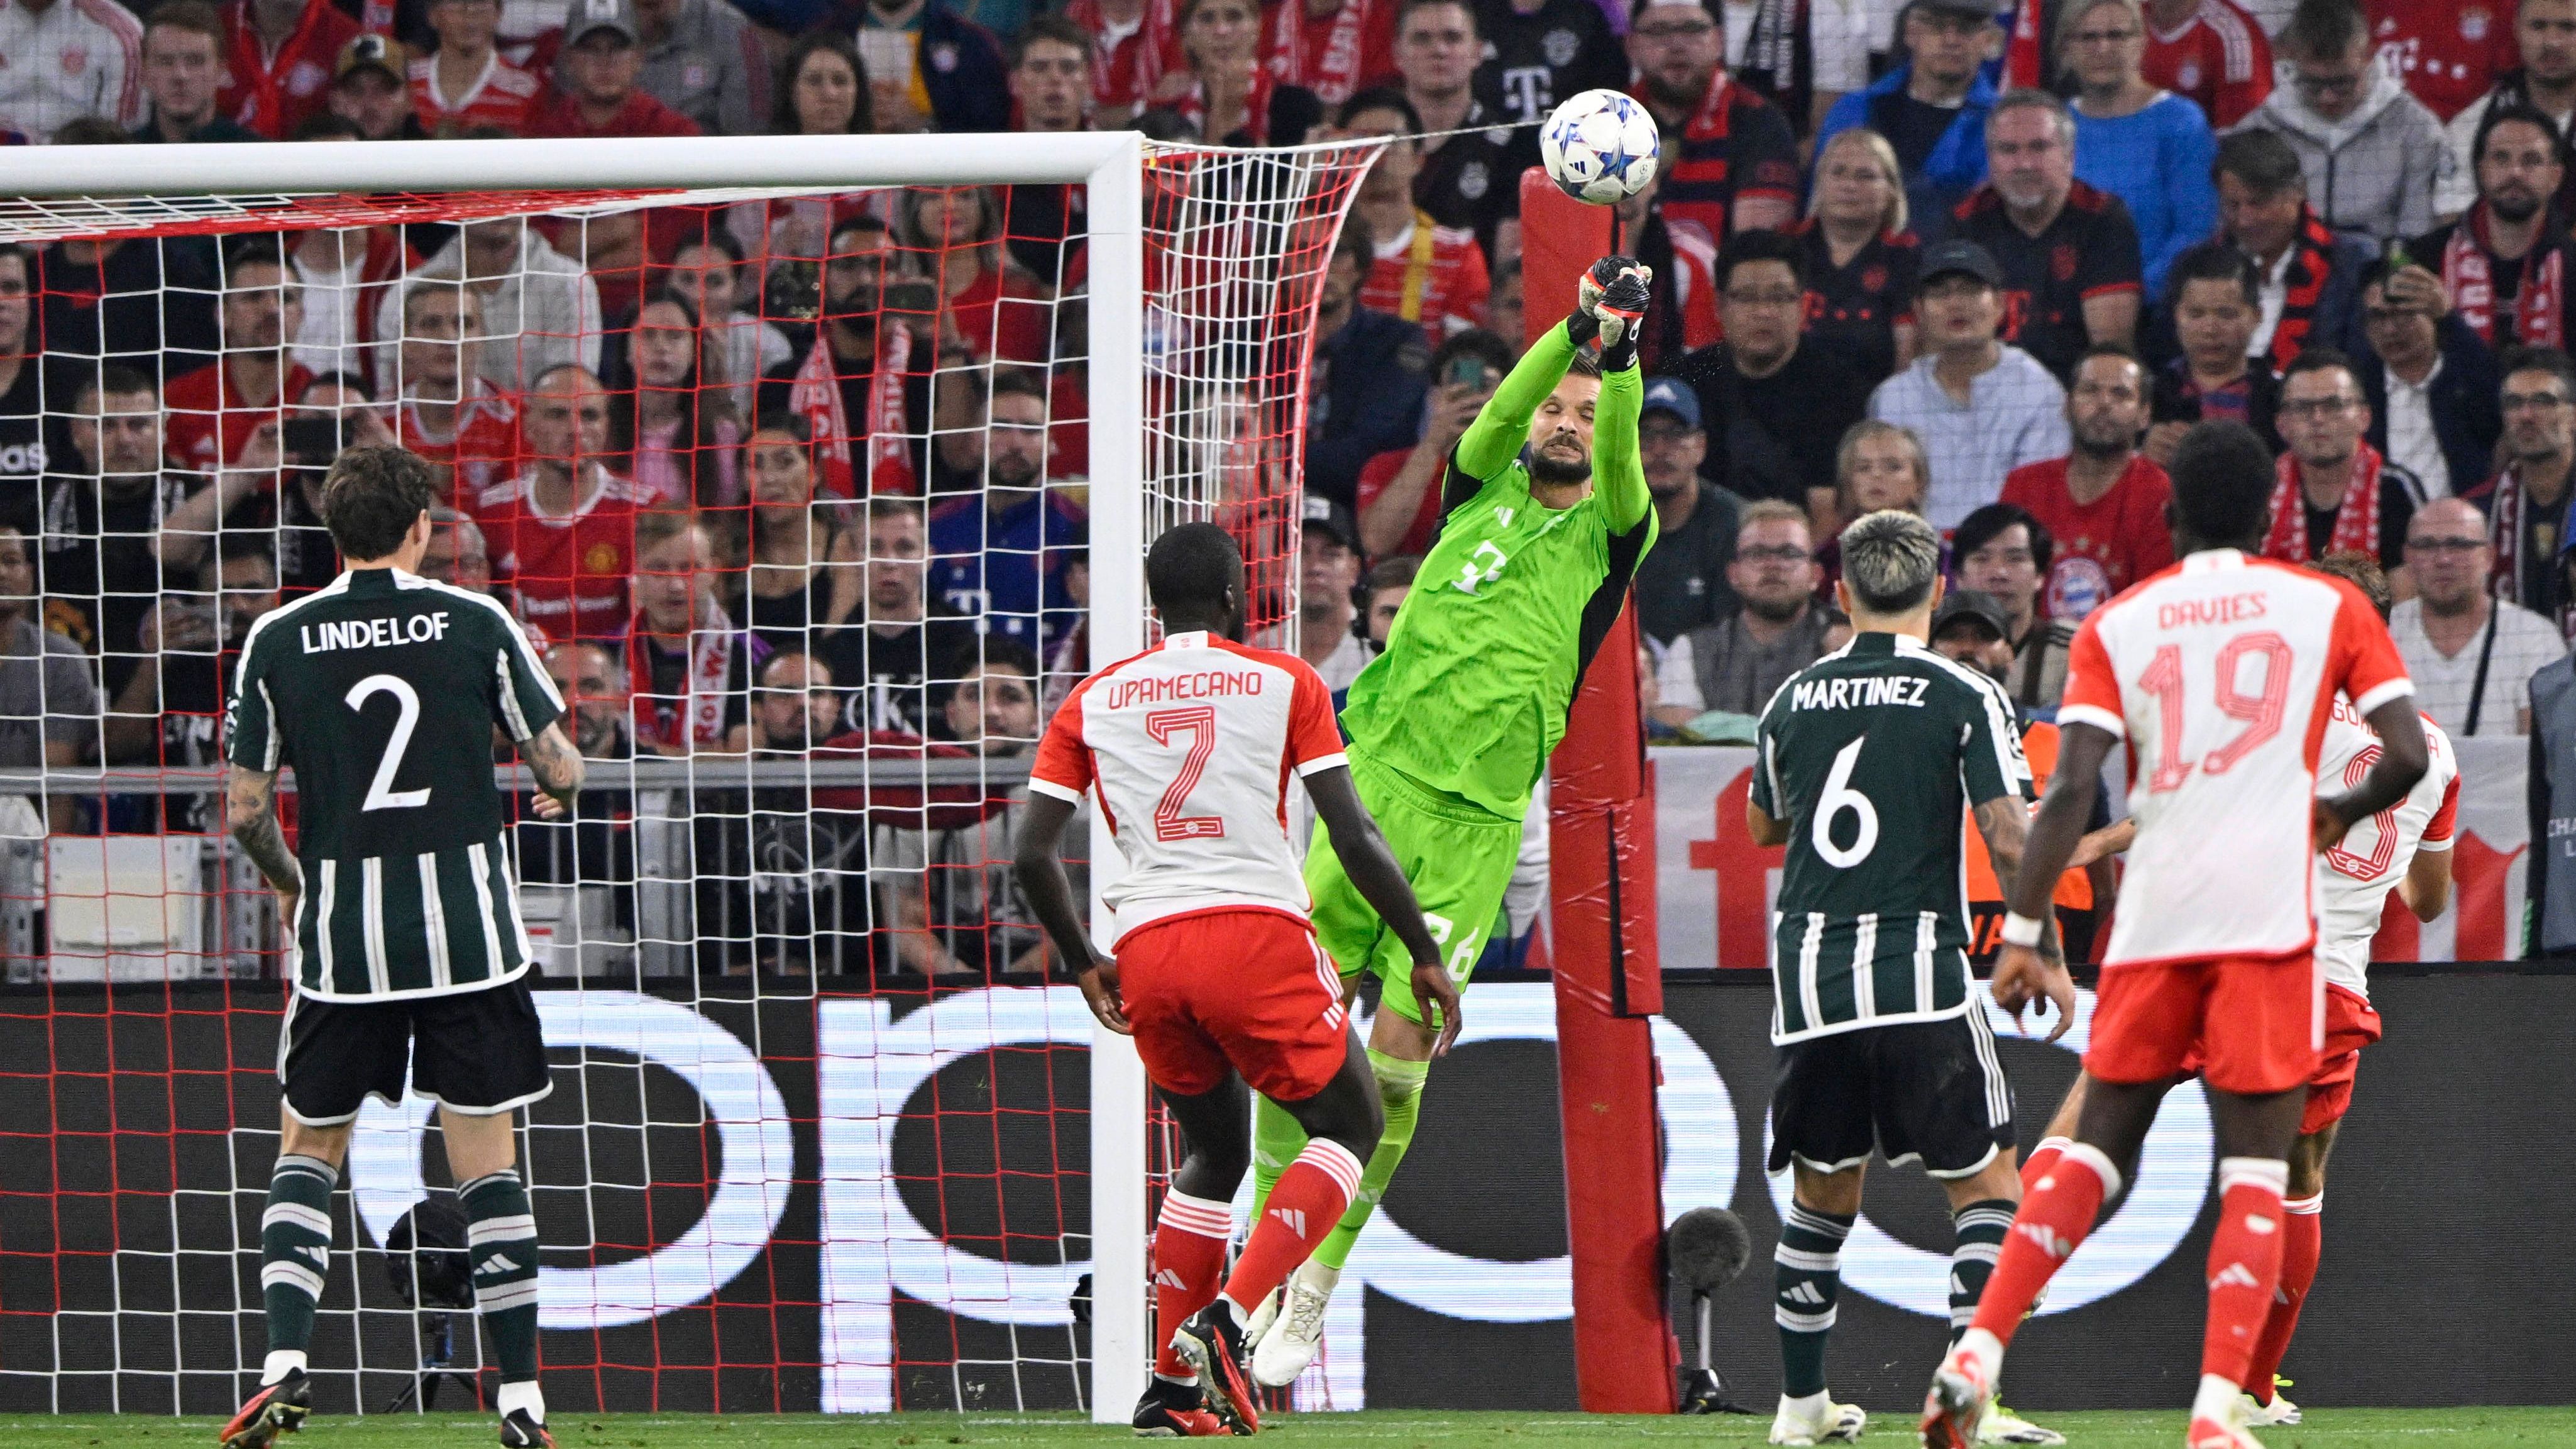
[27,1409,2576,1447]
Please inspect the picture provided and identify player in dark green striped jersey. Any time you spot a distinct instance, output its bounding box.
[1244,258,1660,1386]
[1744,510,2066,1448]
[220,448,584,1449]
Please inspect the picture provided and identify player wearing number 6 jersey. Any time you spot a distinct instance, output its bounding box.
[1746,510,2060,1449]
[221,448,585,1449]
[1015,524,1453,1438]
[1242,257,1661,1387]
[1924,423,2429,1449]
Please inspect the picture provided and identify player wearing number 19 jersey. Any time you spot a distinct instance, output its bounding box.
[1241,257,1660,1388]
[1925,422,2428,1449]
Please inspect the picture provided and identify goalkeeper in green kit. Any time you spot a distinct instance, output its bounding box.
[1243,256,1660,1387]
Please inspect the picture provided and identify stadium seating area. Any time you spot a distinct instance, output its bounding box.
[5,0,2576,976]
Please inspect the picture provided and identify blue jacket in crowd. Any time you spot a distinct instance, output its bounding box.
[1816,65,1998,239]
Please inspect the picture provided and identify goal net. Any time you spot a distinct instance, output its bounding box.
[0,132,1373,1422]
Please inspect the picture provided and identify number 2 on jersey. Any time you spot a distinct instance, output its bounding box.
[347,673,431,811]
[1145,706,1225,842]
[2136,632,2293,792]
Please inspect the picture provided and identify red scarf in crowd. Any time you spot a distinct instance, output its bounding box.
[2262,443,2388,564]
[1263,0,1373,106]
[1172,59,1276,143]
[2266,207,2342,368]
[2442,206,2567,350]
[1064,0,1179,111]
[627,603,752,752]
[2005,0,2045,88]
[786,319,915,498]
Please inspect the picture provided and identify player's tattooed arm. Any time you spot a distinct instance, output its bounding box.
[1011,791,1130,1034]
[1307,764,1461,1053]
[520,722,586,821]
[226,764,303,923]
[1972,795,2062,969]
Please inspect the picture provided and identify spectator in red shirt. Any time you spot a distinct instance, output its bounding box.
[1261,0,1397,108]
[326,33,420,139]
[163,241,316,475]
[898,185,1051,363]
[2371,0,2519,119]
[528,0,705,139]
[2142,0,2272,128]
[1627,0,1801,237]
[390,275,522,504]
[410,0,542,136]
[1355,328,1511,559]
[1064,0,1179,124]
[471,362,651,646]
[1340,88,1492,344]
[1998,342,2175,621]
[220,0,361,138]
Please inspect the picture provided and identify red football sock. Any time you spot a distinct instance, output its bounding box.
[2019,1137,2069,1199]
[1219,1140,1362,1316]
[2201,1159,2293,1388]
[2245,1191,2323,1402]
[1151,1190,1231,1380]
[1969,1141,2118,1347]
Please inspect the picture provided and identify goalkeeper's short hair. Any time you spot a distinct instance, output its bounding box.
[1838,510,1941,615]
[1147,522,1245,616]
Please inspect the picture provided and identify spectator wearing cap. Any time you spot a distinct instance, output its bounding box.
[1673,229,1869,526]
[2000,344,2176,623]
[1258,497,1374,689]
[632,0,769,135]
[2410,104,2576,355]
[530,0,704,137]
[220,0,363,138]
[1868,237,2071,527]
[2193,129,2372,371]
[0,0,143,140]
[1475,0,1624,138]
[1814,0,2000,228]
[1396,0,1529,267]
[1627,0,1801,239]
[2356,257,2503,501]
[2230,0,2449,243]
[328,34,422,140]
[1341,89,1492,346]
[1308,218,1432,512]
[2145,240,2281,465]
[1651,499,1846,725]
[1630,375,1743,645]
[1795,128,1922,387]
[1357,328,1511,558]
[1953,500,2075,708]
[1954,89,2144,380]
[411,0,542,136]
[135,4,263,143]
[830,0,1013,134]
[2061,0,2218,300]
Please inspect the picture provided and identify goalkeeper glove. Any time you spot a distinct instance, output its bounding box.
[1566,255,1653,372]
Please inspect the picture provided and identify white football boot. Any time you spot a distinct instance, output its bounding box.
[1768,1390,1865,1445]
[1248,1258,1337,1388]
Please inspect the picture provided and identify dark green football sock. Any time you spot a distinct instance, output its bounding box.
[260,1155,338,1358]
[1774,1201,1854,1399]
[461,1169,542,1382]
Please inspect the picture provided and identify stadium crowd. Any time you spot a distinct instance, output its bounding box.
[6,0,2576,972]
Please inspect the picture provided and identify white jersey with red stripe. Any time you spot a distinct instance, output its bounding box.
[2313,698,2458,1000]
[1029,631,1348,945]
[2059,549,2413,965]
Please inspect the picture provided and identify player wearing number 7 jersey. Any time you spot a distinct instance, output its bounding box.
[1924,423,2430,1449]
[1013,524,1453,1437]
[1241,256,1661,1387]
[1745,510,2058,1448]
[221,448,586,1449]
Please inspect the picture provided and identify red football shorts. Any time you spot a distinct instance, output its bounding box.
[1117,908,1352,1101]
[2086,952,2322,1096]
[2299,984,2385,1134]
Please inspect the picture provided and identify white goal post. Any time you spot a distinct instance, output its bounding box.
[1,131,1167,1423]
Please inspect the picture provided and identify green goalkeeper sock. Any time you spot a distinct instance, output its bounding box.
[1309,1050,1428,1273]
[1250,1094,1310,1218]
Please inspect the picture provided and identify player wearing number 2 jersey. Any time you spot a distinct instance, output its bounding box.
[221,448,586,1449]
[1746,511,2058,1449]
[1925,423,2430,1449]
[1243,256,1661,1389]
[1013,524,1451,1438]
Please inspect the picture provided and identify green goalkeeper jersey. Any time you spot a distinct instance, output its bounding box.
[1340,321,1656,821]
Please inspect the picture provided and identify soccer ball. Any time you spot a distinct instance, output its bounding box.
[1539,89,1662,205]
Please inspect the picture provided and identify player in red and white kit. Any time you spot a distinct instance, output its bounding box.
[2013,552,2461,1433]
[1015,523,1453,1439]
[1920,422,2430,1449]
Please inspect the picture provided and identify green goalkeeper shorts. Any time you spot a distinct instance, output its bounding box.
[1304,752,1525,1027]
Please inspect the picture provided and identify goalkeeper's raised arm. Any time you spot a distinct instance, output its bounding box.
[1445,255,1655,536]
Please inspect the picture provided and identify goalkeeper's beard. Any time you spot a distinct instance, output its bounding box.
[1529,434,1593,487]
